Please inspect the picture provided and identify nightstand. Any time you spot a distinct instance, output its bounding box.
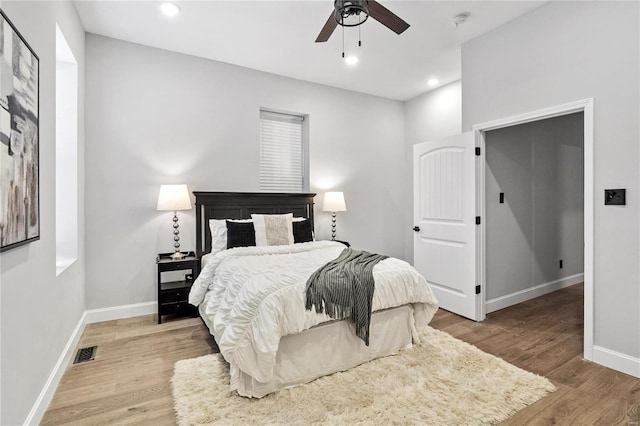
[156,252,200,324]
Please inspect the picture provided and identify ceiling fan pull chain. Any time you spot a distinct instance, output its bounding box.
[359,14,362,47]
[342,18,345,58]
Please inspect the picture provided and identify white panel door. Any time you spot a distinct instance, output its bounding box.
[413,132,478,320]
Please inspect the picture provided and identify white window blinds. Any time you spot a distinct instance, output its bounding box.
[260,110,305,192]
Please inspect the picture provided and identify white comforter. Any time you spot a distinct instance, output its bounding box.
[189,240,438,384]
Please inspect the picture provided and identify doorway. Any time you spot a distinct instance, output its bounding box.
[483,113,584,314]
[474,99,594,361]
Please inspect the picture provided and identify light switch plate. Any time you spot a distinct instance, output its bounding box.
[604,189,626,205]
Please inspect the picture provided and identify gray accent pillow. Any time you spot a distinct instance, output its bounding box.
[251,213,294,246]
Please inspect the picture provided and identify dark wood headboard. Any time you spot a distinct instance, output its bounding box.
[193,191,317,258]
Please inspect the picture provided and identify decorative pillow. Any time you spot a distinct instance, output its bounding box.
[293,219,314,243]
[226,221,256,249]
[251,213,294,246]
[209,219,252,253]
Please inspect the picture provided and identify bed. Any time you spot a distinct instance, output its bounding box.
[189,191,438,398]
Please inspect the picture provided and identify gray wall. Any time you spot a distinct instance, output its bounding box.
[462,1,639,358]
[403,81,462,263]
[85,34,407,310]
[0,1,86,424]
[485,113,584,301]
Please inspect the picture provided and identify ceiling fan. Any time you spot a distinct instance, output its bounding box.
[315,0,410,43]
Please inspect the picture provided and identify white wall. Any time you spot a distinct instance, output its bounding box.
[462,1,639,364]
[485,113,584,301]
[403,81,462,263]
[0,1,86,424]
[84,34,406,310]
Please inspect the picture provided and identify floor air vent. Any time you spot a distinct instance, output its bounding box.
[73,346,97,364]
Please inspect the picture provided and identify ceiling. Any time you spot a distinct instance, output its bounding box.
[74,1,545,101]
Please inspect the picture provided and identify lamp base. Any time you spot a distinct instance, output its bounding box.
[331,212,337,240]
[171,251,185,260]
[171,211,184,259]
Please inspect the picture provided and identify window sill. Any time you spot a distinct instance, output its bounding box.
[56,257,77,276]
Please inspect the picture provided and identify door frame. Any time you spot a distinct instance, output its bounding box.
[472,98,594,361]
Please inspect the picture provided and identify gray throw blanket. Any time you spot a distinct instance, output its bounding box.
[305,248,388,345]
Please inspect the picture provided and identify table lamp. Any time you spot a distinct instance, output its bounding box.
[322,191,347,240]
[157,184,192,259]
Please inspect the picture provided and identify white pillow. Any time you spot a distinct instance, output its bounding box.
[208,219,252,253]
[251,213,294,246]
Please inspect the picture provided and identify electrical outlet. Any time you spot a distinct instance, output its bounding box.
[605,189,626,205]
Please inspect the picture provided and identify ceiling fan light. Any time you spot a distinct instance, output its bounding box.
[345,55,359,65]
[160,2,181,17]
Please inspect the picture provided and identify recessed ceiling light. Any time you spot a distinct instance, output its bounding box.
[427,78,439,87]
[160,2,181,17]
[345,56,358,66]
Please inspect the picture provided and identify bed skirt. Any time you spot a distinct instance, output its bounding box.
[199,304,418,398]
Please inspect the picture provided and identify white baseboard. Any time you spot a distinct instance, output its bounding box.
[24,311,87,426]
[486,273,584,314]
[24,301,158,425]
[592,345,640,378]
[84,301,157,324]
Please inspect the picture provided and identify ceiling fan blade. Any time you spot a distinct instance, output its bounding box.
[367,0,410,34]
[315,12,338,42]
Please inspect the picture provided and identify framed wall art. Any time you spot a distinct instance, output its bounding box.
[0,9,40,252]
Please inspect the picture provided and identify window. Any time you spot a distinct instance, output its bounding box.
[259,110,307,192]
[55,24,78,275]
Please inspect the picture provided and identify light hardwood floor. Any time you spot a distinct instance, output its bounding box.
[42,284,640,425]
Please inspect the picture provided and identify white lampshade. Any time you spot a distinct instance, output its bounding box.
[323,191,347,212]
[157,184,192,211]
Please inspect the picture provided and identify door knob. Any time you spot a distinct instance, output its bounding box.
[413,226,420,232]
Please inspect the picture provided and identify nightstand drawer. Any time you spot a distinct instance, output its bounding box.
[160,288,189,303]
[159,261,195,272]
[160,302,196,316]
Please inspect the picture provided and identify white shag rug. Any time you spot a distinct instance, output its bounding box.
[172,326,555,425]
